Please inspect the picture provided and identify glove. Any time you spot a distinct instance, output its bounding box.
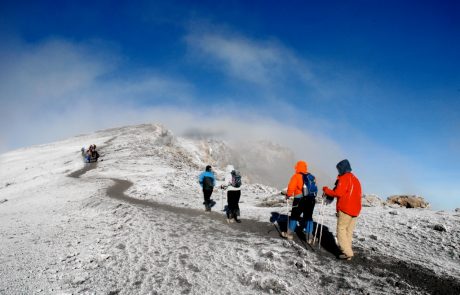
[324,196,334,205]
[322,186,331,195]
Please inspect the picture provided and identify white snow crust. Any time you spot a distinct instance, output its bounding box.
[0,124,459,294]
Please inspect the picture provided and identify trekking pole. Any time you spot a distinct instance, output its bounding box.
[286,194,292,236]
[221,187,224,212]
[286,196,289,233]
[312,203,320,245]
[313,194,325,245]
[286,192,297,237]
[318,197,326,250]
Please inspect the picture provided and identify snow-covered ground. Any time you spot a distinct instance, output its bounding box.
[0,124,459,294]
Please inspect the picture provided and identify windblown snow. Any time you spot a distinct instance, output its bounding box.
[0,124,459,294]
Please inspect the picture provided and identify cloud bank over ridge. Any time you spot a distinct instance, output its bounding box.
[0,29,454,208]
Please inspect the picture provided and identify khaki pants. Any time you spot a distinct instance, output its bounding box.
[337,211,357,257]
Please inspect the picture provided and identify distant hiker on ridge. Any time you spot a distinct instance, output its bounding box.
[91,144,99,161]
[86,145,94,162]
[83,144,100,163]
[199,165,216,212]
[221,165,242,223]
[323,159,362,260]
[282,160,318,241]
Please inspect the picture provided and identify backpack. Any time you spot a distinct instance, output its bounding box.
[231,170,242,188]
[302,173,318,198]
[203,176,214,190]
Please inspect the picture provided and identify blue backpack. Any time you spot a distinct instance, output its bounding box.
[302,173,318,198]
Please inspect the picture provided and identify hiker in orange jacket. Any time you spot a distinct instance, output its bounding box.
[283,160,318,242]
[323,159,362,260]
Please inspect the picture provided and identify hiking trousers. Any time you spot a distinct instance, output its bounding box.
[227,190,241,218]
[203,189,213,208]
[337,211,357,257]
[291,196,316,222]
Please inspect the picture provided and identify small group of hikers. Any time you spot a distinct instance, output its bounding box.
[81,144,100,163]
[198,159,361,261]
[284,159,362,260]
[198,165,242,223]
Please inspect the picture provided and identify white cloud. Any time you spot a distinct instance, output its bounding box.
[0,39,113,107]
[185,28,312,88]
[102,75,196,104]
[183,25,373,109]
[0,38,197,149]
[0,35,452,209]
[0,37,344,187]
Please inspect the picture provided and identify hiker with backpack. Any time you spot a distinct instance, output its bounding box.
[221,165,242,223]
[322,159,362,260]
[84,144,100,163]
[199,165,216,212]
[86,145,94,162]
[282,160,318,241]
[91,144,100,162]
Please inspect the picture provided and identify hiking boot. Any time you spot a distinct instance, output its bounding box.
[227,218,234,223]
[234,219,242,223]
[281,231,294,239]
[338,254,352,261]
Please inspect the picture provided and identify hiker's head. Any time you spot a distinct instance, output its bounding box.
[336,159,352,175]
[295,161,307,174]
[231,169,241,176]
[205,165,212,172]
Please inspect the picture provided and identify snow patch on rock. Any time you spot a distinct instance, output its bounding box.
[362,194,385,207]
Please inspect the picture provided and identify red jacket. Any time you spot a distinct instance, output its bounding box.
[287,161,307,197]
[324,172,362,217]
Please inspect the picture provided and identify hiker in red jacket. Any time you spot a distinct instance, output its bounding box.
[323,159,362,260]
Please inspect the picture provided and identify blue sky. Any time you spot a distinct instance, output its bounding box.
[0,0,459,209]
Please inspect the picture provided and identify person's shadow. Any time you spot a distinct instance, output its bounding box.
[270,212,341,257]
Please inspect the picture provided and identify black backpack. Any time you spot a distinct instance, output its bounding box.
[203,176,214,190]
[231,170,242,188]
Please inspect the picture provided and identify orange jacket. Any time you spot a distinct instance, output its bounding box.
[324,172,362,217]
[287,161,308,197]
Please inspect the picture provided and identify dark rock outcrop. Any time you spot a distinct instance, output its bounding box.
[433,224,447,232]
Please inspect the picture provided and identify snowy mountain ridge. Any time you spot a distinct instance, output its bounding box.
[0,123,459,294]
